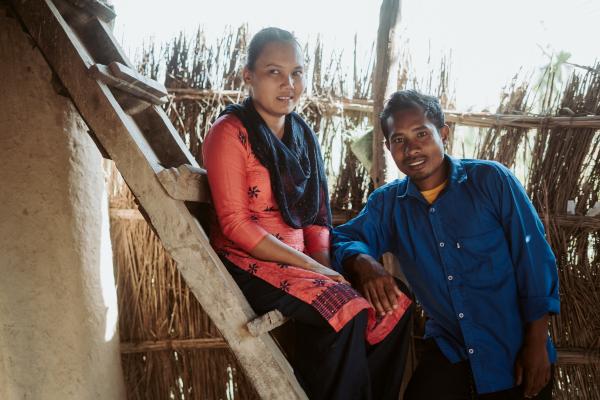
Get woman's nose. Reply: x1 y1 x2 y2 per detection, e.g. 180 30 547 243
281 74 294 88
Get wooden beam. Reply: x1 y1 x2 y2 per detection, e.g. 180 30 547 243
120 338 228 354
167 89 600 130
89 63 166 106
539 214 600 230
332 210 600 230
109 208 145 221
64 0 115 22
557 348 600 365
109 61 168 99
156 164 211 203
247 310 288 337
444 111 600 130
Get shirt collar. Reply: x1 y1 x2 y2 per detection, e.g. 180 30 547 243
397 154 467 200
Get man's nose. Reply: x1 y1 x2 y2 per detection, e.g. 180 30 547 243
404 140 421 155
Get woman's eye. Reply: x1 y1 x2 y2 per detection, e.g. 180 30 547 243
269 69 280 75
393 137 404 144
293 70 304 77
417 131 428 138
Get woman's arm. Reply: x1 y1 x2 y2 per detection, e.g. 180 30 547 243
303 224 331 267
203 118 344 281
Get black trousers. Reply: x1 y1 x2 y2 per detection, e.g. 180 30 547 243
404 339 553 400
223 258 413 400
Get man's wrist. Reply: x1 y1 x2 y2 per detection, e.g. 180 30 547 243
343 253 379 278
524 314 549 347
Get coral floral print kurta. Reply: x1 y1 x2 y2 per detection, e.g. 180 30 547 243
203 114 411 344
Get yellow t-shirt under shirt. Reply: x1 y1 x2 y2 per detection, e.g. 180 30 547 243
420 180 448 204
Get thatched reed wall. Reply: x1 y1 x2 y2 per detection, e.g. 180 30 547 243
109 26 599 399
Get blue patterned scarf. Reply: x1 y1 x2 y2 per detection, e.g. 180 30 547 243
219 97 331 229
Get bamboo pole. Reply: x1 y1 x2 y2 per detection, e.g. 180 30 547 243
166 89 600 130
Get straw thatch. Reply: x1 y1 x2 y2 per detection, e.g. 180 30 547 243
467 64 600 399
108 26 599 399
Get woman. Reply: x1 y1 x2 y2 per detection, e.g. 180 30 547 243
202 27 412 400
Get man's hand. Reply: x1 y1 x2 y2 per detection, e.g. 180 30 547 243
515 315 551 398
343 254 402 316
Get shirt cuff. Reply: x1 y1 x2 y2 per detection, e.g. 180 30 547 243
333 242 377 273
519 296 560 323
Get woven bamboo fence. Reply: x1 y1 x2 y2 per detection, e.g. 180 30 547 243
108 26 599 399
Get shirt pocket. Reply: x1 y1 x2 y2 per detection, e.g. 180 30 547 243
456 226 513 285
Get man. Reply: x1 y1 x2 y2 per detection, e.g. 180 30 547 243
332 90 559 399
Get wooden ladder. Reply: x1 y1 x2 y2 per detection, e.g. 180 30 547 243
8 0 305 398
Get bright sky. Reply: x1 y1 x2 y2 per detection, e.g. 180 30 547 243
111 0 599 111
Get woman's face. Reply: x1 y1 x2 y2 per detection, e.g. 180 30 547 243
243 41 305 122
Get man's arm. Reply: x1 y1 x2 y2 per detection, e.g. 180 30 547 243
492 165 559 397
332 190 400 316
515 314 552 398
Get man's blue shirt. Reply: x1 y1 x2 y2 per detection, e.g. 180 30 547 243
332 156 560 394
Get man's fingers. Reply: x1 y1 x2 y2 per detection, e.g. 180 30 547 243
524 368 543 398
384 281 399 310
523 369 534 396
364 290 373 308
367 286 385 316
514 360 523 386
375 284 393 314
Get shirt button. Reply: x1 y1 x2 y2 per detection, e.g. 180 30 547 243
468 348 475 355
430 207 436 213
458 312 464 319
439 242 445 247
456 242 461 249
447 275 454 281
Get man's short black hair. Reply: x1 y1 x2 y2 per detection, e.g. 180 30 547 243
380 90 445 139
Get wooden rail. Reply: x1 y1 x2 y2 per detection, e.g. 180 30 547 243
167 88 600 130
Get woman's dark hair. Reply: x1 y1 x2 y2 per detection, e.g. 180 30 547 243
246 27 301 70
380 90 445 139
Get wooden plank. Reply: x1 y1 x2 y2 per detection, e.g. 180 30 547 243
9 1 307 398
109 208 145 220
557 348 600 365
121 338 228 354
167 88 600 129
54 0 113 28
132 105 193 168
247 310 288 337
89 63 166 106
109 61 168 98
156 164 211 203
75 15 129 66
64 0 115 22
444 111 600 130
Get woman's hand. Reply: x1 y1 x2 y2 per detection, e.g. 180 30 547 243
304 260 350 285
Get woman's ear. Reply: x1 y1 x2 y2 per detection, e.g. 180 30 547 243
242 66 252 85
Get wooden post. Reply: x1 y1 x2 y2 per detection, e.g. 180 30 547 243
371 0 402 187
371 3 414 398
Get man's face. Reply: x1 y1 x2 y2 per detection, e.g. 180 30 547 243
385 107 449 190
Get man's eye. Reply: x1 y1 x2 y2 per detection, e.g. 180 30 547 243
293 70 304 77
269 69 280 75
417 131 428 138
393 137 404 144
